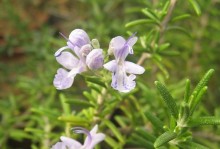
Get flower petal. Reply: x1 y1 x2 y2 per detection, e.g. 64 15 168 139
111 65 137 92
127 36 138 47
56 52 79 70
51 142 67 149
54 46 69 57
86 49 104 70
87 133 106 149
127 36 137 54
68 29 90 48
53 68 75 90
60 136 82 148
90 125 98 135
79 44 92 57
111 36 126 51
103 60 117 72
125 61 145 74
83 125 105 149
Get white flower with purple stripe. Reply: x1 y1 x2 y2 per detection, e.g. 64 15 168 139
51 125 105 149
104 33 145 92
53 29 104 90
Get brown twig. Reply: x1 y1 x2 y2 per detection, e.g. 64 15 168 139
137 0 177 66
159 0 177 44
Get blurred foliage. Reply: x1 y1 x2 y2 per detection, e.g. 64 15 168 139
0 0 220 149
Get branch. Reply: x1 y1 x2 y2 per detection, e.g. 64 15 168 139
159 0 177 43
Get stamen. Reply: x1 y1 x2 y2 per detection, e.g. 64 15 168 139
126 32 137 44
71 127 92 147
59 32 75 47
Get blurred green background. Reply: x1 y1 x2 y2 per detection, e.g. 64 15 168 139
0 0 220 148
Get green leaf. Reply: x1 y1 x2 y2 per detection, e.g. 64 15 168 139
9 129 31 141
170 116 176 130
178 141 209 149
114 116 127 128
65 99 95 108
184 79 191 103
135 127 156 142
154 131 177 148
178 104 190 127
105 136 122 148
171 14 191 22
142 8 160 24
155 81 178 119
153 59 169 79
191 69 214 98
60 94 70 115
188 117 220 127
158 50 180 56
161 1 170 16
129 133 154 149
58 116 88 126
188 0 201 15
189 86 207 115
86 77 106 88
125 19 155 28
158 43 170 51
83 91 95 101
145 111 164 132
104 120 125 144
167 26 191 37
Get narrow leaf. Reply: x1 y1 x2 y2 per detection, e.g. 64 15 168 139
188 0 201 15
86 77 106 88
161 1 170 15
184 79 191 103
135 127 156 142
83 91 95 101
153 59 169 79
145 111 164 132
125 19 155 27
178 104 190 127
192 69 214 98
171 14 191 22
65 99 95 108
154 131 177 148
60 94 70 115
158 43 170 51
188 117 220 127
58 116 88 126
158 50 180 56
130 133 154 149
155 81 178 119
104 120 124 143
105 136 121 148
142 8 160 24
189 86 207 115
178 141 209 149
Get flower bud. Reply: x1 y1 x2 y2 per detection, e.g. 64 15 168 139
91 39 100 49
107 40 114 55
79 44 92 57
86 49 104 70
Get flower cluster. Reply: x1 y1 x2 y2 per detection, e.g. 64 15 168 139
51 125 105 149
53 29 145 92
53 29 104 90
104 33 145 92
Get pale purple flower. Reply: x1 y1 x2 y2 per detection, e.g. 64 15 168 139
86 49 104 70
104 33 145 92
53 29 104 90
51 125 105 149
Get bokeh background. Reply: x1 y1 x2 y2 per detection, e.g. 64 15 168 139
1 0 220 148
